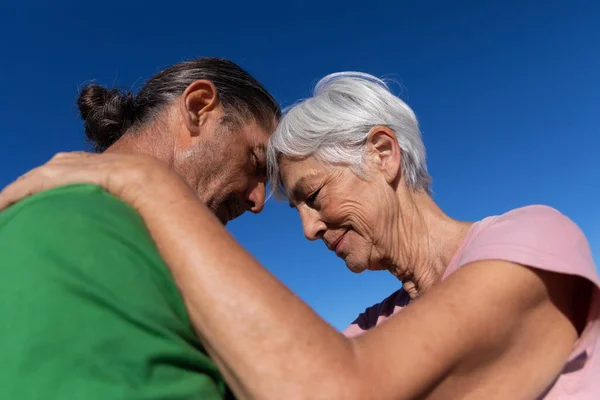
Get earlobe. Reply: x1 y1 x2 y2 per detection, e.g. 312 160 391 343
179 80 220 137
366 126 402 184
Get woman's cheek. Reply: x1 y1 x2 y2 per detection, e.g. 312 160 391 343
326 200 364 226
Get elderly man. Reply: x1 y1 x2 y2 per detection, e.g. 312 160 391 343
0 58 279 400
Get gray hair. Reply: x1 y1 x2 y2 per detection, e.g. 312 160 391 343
267 72 431 196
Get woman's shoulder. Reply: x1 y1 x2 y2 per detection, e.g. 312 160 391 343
477 204 592 260
460 204 598 286
482 204 575 228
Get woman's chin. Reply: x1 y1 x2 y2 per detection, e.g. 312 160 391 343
344 258 369 274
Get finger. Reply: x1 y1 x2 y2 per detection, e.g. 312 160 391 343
13 164 50 185
0 163 107 212
0 152 135 212
0 173 45 211
15 170 34 182
0 164 67 211
50 152 77 161
49 151 91 163
60 151 91 159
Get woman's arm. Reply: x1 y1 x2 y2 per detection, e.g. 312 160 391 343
138 182 580 400
0 153 582 400
144 185 362 399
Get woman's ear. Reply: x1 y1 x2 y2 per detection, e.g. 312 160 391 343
365 126 402 184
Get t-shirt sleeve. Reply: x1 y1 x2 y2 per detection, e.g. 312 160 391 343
456 205 600 369
458 205 598 287
0 184 227 400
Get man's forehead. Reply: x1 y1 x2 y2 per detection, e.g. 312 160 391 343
244 122 269 149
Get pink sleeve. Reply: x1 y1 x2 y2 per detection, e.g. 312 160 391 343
458 205 599 287
457 205 600 396
342 289 411 337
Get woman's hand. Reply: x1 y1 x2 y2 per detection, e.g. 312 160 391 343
0 151 190 212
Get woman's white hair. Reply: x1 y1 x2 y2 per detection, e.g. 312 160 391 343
267 72 431 196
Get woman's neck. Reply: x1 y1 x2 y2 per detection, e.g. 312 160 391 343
391 190 472 299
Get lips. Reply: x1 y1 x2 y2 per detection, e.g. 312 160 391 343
327 230 348 255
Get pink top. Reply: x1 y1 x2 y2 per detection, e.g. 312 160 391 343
343 205 600 399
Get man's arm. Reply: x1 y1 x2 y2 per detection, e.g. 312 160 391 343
0 184 226 400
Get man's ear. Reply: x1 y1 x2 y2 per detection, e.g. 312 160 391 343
179 80 220 137
365 126 402 184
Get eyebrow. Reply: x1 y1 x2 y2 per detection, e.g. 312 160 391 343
253 143 266 159
287 177 308 208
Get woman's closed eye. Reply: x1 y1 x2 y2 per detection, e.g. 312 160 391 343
306 188 321 207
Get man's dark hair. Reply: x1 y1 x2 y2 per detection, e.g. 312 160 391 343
77 58 281 152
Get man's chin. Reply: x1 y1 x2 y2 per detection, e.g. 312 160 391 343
216 211 247 226
214 201 246 226
214 207 229 226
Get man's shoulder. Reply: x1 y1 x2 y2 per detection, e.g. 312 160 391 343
0 184 195 331
0 184 226 399
0 183 140 227
0 184 151 246
0 183 161 297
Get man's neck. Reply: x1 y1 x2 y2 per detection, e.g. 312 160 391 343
105 129 174 168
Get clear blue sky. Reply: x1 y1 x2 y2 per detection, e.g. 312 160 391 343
1 0 598 330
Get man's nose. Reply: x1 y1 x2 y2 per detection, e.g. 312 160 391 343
246 181 266 214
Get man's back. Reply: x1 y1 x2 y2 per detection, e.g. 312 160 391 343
0 184 226 399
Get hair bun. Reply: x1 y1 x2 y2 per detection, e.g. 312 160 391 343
77 84 136 152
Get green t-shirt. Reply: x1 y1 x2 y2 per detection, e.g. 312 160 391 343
0 184 228 399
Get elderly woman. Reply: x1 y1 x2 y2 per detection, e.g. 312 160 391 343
1 73 598 399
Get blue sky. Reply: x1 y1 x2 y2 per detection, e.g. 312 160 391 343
1 0 598 330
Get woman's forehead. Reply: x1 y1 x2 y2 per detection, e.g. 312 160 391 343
277 156 322 194
280 163 327 207
279 156 323 181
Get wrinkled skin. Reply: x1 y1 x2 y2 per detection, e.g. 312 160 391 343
132 79 275 225
279 126 472 298
173 116 271 224
281 155 401 274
